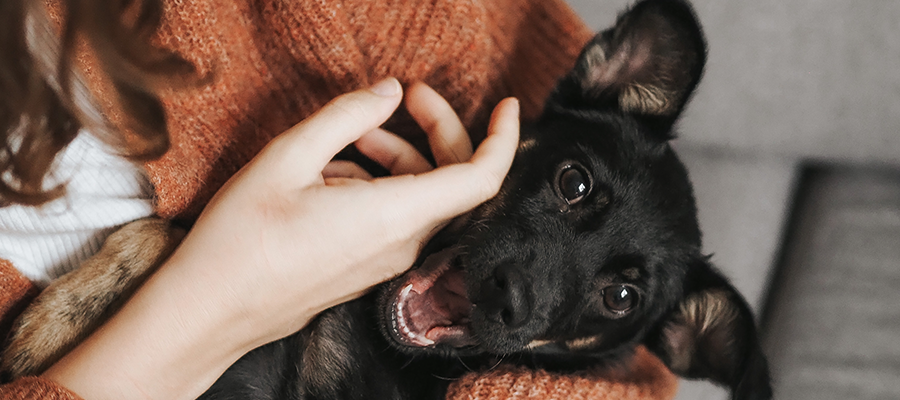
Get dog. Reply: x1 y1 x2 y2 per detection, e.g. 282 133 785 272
2 1 772 399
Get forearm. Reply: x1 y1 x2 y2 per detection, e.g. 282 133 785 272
39 254 306 400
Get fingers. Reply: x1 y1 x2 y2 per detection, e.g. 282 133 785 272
390 97 520 223
467 97 520 192
265 78 404 184
355 83 477 176
354 129 433 175
405 83 473 166
322 160 373 180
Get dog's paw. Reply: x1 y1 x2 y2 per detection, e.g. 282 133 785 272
1 217 184 379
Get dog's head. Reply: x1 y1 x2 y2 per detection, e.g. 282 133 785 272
380 1 771 399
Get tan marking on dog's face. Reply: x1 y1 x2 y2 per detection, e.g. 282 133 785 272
526 340 553 349
622 267 640 280
517 137 538 153
564 335 602 351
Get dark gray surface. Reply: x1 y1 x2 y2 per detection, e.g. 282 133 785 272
762 167 900 400
677 145 797 312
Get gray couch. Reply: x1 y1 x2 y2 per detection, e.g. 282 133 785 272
566 1 900 399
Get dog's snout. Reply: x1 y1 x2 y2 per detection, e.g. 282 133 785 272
477 263 531 328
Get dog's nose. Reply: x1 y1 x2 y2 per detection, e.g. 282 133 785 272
478 263 531 328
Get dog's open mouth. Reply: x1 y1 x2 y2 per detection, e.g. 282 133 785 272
389 247 475 348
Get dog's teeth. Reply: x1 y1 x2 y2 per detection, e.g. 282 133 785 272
418 334 435 346
394 283 436 346
392 283 437 346
400 284 413 298
395 284 412 328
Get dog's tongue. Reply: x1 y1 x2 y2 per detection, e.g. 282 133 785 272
393 248 474 347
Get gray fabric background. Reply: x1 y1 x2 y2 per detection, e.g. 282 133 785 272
763 168 900 400
564 1 900 399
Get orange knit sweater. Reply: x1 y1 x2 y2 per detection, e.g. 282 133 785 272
146 0 599 222
2 0 680 398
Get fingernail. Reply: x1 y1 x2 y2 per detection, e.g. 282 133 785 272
369 77 401 97
510 98 520 116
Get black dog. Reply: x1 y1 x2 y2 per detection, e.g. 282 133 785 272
0 0 770 397
197 1 772 400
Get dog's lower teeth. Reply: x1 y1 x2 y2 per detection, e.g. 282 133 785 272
391 252 472 348
393 284 437 346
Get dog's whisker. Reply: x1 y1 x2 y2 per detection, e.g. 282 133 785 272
456 355 477 373
399 355 418 370
485 355 505 372
570 304 588 333
430 374 461 381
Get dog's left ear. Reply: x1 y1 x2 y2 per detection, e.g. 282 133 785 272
552 0 707 135
644 258 772 400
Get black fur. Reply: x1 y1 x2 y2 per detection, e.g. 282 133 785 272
199 1 772 399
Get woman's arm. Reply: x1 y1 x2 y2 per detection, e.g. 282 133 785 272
41 79 519 400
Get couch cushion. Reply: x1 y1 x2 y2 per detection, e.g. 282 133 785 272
762 167 900 399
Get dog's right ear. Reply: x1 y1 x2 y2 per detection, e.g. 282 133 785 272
550 0 707 135
644 258 773 400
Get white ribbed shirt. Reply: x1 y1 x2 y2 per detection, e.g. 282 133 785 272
0 131 154 287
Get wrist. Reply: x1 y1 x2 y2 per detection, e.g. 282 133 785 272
40 256 287 400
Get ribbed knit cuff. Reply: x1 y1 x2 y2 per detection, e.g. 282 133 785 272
0 377 83 400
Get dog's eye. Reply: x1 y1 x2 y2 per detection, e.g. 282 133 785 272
602 285 636 314
558 165 591 204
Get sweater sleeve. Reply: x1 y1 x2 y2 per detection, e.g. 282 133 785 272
0 260 38 345
0 377 84 400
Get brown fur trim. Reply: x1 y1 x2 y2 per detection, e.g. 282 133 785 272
1 218 184 379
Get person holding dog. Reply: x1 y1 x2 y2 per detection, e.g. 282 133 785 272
0 0 677 399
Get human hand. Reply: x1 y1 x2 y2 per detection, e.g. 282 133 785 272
176 78 518 342
43 78 519 400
